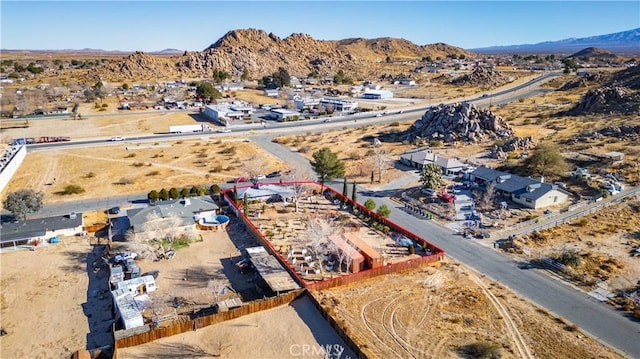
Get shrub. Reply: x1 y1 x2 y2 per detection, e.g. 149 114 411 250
390 121 400 127
124 153 136 158
219 146 237 155
116 177 134 185
576 218 588 227
84 172 95 178
429 140 443 147
209 166 224 173
522 118 532 125
146 170 160 176
57 184 85 195
459 341 501 359
131 162 145 167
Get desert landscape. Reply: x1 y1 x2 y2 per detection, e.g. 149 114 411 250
1 7 640 358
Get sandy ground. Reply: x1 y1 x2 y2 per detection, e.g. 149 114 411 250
0 237 92 359
2 137 286 206
118 296 355 359
316 262 623 359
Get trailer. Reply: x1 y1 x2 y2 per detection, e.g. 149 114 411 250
11 136 70 145
169 124 213 133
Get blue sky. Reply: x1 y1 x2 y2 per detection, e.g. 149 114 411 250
1 1 638 51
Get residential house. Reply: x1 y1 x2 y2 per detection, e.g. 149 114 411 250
269 108 299 121
363 89 393 100
236 185 296 203
127 196 218 234
264 89 279 97
399 147 465 175
469 167 569 209
319 97 358 112
0 212 84 251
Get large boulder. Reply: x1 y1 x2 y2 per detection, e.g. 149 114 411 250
405 102 514 144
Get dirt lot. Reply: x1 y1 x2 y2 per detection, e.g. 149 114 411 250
315 262 623 359
0 237 92 359
513 198 640 291
118 295 354 359
0 111 208 144
2 137 286 206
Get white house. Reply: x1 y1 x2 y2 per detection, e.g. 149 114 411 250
127 196 219 233
203 104 245 125
399 79 416 86
363 89 393 100
319 97 358 112
269 109 300 121
264 89 279 97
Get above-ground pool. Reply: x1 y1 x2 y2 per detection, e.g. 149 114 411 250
197 214 230 230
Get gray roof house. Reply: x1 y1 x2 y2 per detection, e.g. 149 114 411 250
470 167 570 209
128 197 218 233
399 147 465 175
0 212 84 250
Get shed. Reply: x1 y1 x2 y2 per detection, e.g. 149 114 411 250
329 235 365 273
342 232 383 269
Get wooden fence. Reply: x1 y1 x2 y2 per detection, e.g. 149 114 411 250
304 292 368 359
114 289 304 349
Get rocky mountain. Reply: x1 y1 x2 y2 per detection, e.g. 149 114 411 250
94 28 473 81
404 102 514 144
472 28 640 54
450 66 514 88
567 65 640 115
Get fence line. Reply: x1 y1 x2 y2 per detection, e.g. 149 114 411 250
114 289 304 349
222 181 445 291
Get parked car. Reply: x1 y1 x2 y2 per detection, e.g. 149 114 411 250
113 251 138 263
108 206 121 215
110 136 125 141
232 176 249 183
217 128 231 133
266 171 282 178
252 174 266 181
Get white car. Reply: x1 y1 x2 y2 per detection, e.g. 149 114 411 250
217 128 232 133
110 136 126 141
252 174 266 181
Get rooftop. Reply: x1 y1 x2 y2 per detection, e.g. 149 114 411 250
0 212 83 242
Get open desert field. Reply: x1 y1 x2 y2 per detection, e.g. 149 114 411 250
315 262 624 359
512 197 640 291
117 295 354 359
0 111 208 144
0 237 93 359
2 137 287 206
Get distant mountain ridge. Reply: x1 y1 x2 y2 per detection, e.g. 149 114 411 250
95 28 473 81
472 28 640 54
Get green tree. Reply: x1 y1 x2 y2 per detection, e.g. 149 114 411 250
169 187 180 199
341 177 348 204
210 184 222 199
212 69 230 84
525 143 567 177
159 188 169 201
196 82 222 103
310 147 345 185
420 163 444 190
351 182 358 203
334 70 346 84
2 189 44 220
376 204 391 218
243 192 249 214
122 83 129 90
272 67 291 87
148 190 159 203
190 186 199 197
180 187 190 198
241 68 250 81
364 198 376 211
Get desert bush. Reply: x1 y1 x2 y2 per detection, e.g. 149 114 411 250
116 177 134 185
209 165 224 173
219 146 237 155
557 251 581 268
298 146 310 154
429 140 443 147
565 323 580 332
522 119 532 125
459 341 501 359
131 162 145 167
146 170 160 176
84 172 95 178
390 121 400 127
57 184 85 195
124 153 136 158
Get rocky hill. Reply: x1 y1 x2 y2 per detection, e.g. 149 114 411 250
567 66 640 115
404 102 514 144
567 47 617 59
94 28 473 81
450 66 514 88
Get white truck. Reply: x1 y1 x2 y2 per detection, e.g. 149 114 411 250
169 124 213 133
